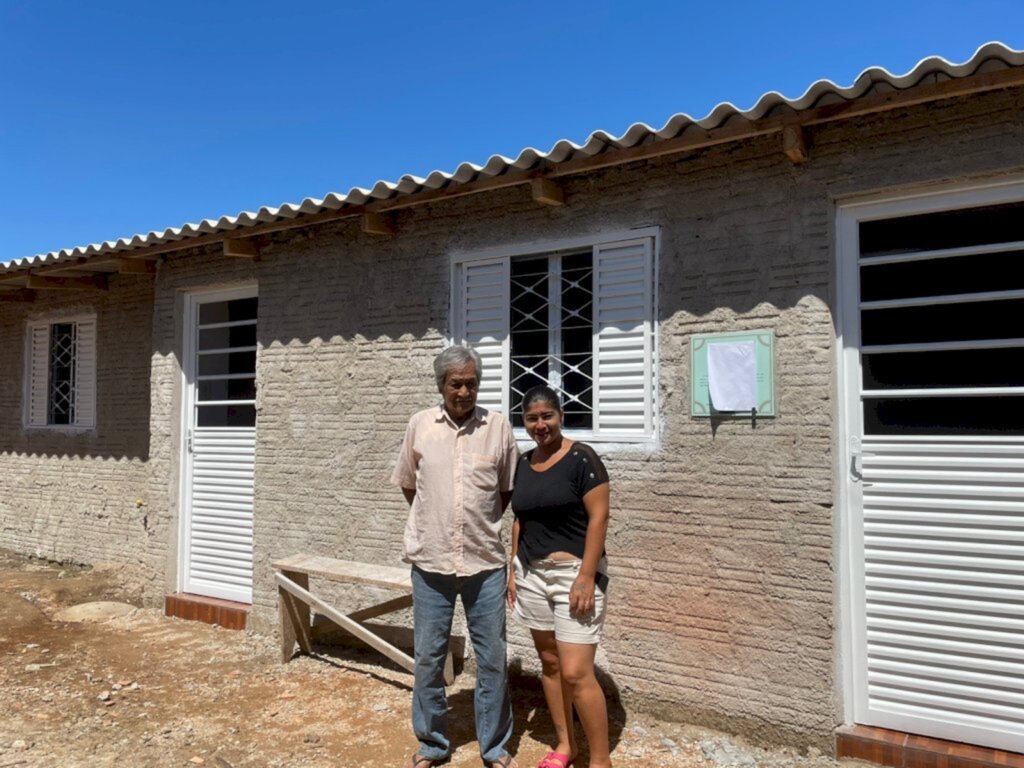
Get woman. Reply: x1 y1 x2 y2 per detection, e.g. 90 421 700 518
508 385 612 768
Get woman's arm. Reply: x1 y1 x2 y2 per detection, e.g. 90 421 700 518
570 482 610 616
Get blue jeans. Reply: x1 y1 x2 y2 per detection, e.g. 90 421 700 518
411 565 512 763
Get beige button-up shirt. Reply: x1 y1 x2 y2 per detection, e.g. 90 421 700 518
391 404 519 576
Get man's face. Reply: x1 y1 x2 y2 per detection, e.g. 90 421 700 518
442 363 479 423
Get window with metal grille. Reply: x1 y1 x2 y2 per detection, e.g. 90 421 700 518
454 231 657 442
47 323 77 425
510 251 594 429
24 315 97 429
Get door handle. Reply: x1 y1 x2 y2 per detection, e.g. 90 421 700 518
849 436 862 482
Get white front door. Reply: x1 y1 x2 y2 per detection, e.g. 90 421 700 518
180 287 258 604
838 180 1024 752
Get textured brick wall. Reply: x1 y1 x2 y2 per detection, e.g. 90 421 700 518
0 276 154 587
1 86 1022 750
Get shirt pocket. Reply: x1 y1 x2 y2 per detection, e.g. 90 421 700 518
469 452 499 491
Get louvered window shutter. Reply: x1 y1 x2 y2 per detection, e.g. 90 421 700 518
27 323 50 427
74 318 97 428
457 258 509 415
593 238 655 438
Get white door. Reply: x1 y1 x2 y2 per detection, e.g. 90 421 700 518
180 287 258 604
838 180 1024 752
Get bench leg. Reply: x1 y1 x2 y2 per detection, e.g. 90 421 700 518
278 570 312 662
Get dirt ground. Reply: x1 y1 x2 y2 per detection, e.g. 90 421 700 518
0 550 853 768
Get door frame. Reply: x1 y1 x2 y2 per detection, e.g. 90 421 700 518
835 173 1024 728
176 282 259 597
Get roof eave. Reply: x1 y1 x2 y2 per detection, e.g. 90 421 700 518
3 44 1023 280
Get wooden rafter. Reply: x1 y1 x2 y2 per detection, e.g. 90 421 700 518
531 177 565 206
26 273 108 291
223 237 260 259
361 212 395 236
0 254 158 281
782 124 809 164
118 258 157 275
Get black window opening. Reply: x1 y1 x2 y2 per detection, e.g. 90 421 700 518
860 201 1024 257
196 404 258 428
196 297 258 428
48 323 77 425
858 201 1024 436
864 397 1024 436
509 251 594 430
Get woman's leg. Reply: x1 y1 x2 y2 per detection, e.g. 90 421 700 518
530 629 575 761
557 641 611 768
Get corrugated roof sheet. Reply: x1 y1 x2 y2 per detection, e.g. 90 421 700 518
4 41 1023 272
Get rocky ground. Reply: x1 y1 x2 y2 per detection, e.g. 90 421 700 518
0 549 859 768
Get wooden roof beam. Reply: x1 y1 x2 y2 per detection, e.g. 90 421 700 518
782 124 809 164
223 237 260 259
361 212 395 236
0 289 36 303
531 177 565 206
26 273 108 291
118 258 157 275
0 253 159 280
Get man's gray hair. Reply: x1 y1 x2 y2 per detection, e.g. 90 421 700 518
434 345 483 392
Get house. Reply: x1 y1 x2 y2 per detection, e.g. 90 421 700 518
2 42 1023 760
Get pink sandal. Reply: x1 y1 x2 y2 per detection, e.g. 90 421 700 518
537 753 573 768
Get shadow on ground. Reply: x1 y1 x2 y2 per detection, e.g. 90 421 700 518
308 641 628 765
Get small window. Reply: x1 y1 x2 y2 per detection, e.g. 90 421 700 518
25 316 97 429
454 234 656 441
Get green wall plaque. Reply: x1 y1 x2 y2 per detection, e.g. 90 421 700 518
690 330 776 417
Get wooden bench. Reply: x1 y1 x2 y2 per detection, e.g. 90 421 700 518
273 554 458 685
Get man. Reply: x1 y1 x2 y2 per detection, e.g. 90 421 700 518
392 345 520 768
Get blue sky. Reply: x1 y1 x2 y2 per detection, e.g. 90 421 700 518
2 1 1023 261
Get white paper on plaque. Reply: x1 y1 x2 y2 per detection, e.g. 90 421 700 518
708 341 757 411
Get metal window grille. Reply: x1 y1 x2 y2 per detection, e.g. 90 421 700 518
48 323 77 425
509 250 594 429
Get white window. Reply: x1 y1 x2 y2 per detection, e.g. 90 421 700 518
24 315 97 429
452 231 657 442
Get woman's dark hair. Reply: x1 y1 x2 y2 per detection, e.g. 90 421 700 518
521 385 562 413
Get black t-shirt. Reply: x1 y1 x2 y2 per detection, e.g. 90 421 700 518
511 441 609 567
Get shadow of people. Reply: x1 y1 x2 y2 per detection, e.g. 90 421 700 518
444 660 626 763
